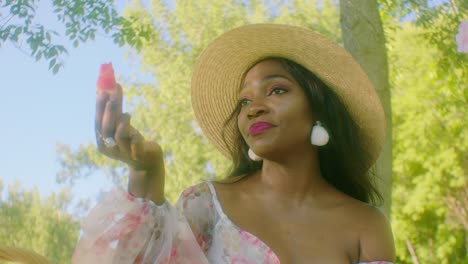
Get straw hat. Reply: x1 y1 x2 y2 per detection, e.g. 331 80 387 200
0 246 52 263
191 24 385 167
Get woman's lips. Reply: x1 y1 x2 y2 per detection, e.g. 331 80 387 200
249 122 275 136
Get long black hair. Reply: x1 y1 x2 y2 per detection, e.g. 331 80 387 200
221 58 383 205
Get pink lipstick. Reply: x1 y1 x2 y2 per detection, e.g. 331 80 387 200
249 122 275 136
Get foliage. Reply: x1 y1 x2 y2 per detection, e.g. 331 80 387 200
0 179 79 263
380 0 468 75
0 0 153 74
56 0 341 203
387 23 467 264
378 2 468 261
53 0 467 263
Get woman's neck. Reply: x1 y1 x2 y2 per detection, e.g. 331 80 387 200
255 149 333 206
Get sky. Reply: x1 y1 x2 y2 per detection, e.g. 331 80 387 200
0 1 136 205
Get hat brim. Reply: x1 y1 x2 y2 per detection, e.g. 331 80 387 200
191 24 385 167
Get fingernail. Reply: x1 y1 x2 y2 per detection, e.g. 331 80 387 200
123 112 131 120
109 89 121 100
97 92 109 101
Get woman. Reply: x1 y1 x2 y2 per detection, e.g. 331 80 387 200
73 24 395 263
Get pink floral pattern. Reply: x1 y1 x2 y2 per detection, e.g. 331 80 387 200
230 254 257 264
72 183 394 263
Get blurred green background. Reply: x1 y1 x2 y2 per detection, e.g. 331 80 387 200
0 0 466 263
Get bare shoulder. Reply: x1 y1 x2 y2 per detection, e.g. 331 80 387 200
212 174 252 194
211 174 256 209
347 201 395 262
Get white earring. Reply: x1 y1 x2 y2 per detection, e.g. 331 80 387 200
310 121 329 146
248 148 262 161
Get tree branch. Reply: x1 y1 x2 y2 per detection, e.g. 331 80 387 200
405 238 420 264
0 14 14 30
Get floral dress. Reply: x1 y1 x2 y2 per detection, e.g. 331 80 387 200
72 182 393 264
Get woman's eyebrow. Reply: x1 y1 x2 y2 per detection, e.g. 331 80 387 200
262 74 294 83
243 74 293 88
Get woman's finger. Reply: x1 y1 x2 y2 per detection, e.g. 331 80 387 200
95 92 109 145
101 84 123 139
129 128 145 162
115 113 132 159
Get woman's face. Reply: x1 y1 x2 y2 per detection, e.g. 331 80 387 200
237 59 315 157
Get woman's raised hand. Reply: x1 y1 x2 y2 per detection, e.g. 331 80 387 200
95 84 165 204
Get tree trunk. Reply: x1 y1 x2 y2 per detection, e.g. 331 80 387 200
339 0 393 217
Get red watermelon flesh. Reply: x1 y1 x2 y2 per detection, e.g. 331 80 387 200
97 63 116 92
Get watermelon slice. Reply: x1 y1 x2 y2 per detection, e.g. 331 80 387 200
97 63 117 92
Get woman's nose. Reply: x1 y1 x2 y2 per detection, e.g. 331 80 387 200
247 101 269 119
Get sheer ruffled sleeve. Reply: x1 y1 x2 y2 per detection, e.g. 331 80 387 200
72 183 215 264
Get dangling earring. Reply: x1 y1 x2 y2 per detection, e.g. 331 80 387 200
248 148 262 161
310 121 329 146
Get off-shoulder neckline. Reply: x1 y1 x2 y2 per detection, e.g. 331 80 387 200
203 181 393 264
205 181 281 262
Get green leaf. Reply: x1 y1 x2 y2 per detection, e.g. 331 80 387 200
49 58 56 70
52 63 60 74
35 51 42 61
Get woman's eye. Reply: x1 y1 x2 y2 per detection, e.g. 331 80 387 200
239 98 250 107
270 87 288 95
